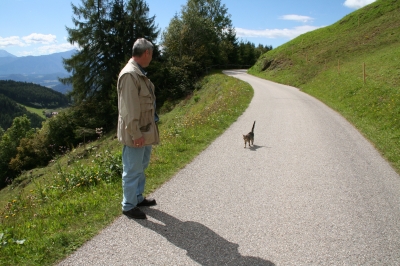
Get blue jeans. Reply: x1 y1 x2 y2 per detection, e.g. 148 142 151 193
121 145 152 211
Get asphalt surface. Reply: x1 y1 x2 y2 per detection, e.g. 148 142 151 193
58 70 400 265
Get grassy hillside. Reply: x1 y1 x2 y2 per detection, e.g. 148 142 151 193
249 0 400 172
0 72 253 265
24 105 46 119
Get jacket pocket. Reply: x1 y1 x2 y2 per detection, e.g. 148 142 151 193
140 123 151 132
142 122 156 145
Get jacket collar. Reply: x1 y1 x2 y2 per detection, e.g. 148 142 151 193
130 58 147 76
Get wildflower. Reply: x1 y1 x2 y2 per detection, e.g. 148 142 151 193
15 239 26 245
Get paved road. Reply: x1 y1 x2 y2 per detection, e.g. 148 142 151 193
59 70 400 265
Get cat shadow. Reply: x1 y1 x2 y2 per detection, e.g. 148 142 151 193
136 208 275 266
248 144 264 151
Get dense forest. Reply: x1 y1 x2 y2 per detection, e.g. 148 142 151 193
0 80 69 108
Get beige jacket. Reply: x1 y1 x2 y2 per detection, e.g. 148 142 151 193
117 58 159 147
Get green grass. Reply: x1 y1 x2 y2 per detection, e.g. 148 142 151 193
0 71 253 265
23 106 46 119
249 0 400 173
22 104 65 119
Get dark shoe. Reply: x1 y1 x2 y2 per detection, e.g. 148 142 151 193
137 198 157 207
123 207 146 219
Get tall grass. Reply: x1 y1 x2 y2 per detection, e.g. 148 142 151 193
0 72 253 265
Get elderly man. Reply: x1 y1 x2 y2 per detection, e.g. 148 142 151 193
117 38 159 219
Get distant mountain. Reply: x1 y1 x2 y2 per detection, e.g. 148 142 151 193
0 49 77 93
0 50 17 58
0 80 69 108
0 79 71 130
0 50 76 75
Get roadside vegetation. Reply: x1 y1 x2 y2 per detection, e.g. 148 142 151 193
249 0 400 173
0 72 253 265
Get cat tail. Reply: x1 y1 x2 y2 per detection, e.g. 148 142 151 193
251 121 255 133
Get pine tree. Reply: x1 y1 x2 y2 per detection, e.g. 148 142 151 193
162 0 236 75
61 0 159 129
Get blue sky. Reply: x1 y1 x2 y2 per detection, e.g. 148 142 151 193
0 0 376 57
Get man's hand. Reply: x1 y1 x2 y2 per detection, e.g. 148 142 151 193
133 136 145 147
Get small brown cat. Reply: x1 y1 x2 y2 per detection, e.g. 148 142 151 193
243 121 255 148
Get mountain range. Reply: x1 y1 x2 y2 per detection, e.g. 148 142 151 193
0 49 76 93
0 50 16 58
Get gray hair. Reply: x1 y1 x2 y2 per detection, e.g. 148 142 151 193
132 38 153 57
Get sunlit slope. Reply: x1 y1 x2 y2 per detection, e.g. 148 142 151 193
249 0 400 172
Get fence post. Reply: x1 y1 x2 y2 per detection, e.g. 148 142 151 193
363 62 366 84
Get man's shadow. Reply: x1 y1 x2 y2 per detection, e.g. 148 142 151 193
137 209 275 266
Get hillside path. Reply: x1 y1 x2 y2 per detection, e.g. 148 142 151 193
58 70 400 265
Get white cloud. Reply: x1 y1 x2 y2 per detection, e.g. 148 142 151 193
36 43 77 54
0 33 58 50
343 0 376 9
0 36 26 48
0 33 77 56
280 15 314 23
22 33 57 44
19 42 78 56
235 25 322 40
